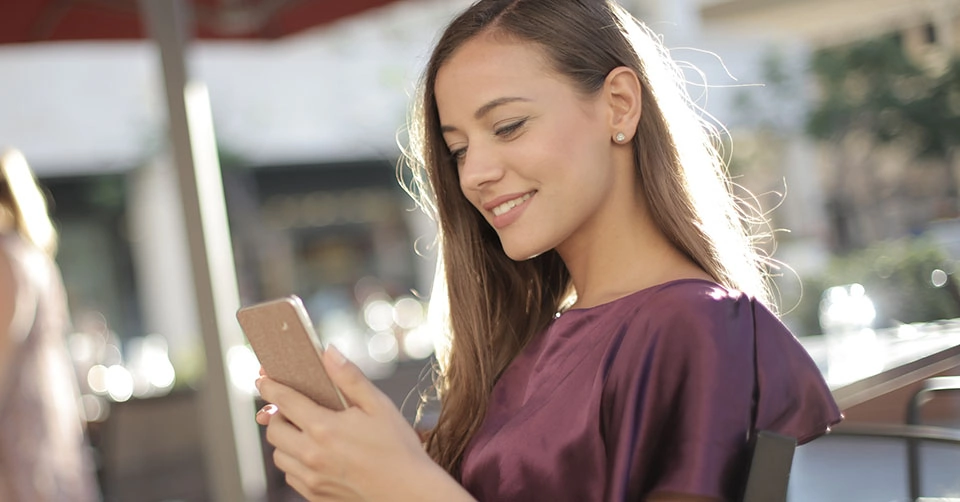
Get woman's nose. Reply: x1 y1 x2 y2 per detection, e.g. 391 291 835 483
458 146 505 192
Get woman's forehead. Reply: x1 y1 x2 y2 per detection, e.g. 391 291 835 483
434 36 565 116
440 35 551 81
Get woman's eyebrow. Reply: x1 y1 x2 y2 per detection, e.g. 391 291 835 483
474 96 530 119
441 96 532 133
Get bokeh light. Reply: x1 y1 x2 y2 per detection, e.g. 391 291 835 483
227 345 261 396
105 365 134 402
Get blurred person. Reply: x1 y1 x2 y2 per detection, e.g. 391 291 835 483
254 1 842 500
0 149 100 501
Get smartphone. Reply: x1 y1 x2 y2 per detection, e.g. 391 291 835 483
236 295 348 410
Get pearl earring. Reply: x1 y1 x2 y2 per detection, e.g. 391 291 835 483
615 132 627 143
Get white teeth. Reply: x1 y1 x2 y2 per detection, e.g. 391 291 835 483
492 192 533 216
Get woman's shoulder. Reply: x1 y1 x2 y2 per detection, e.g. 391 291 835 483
642 277 747 307
599 278 789 374
616 278 764 336
603 280 840 446
598 279 759 419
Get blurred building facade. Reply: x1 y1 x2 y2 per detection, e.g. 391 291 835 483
0 0 473 377
1 2 471 498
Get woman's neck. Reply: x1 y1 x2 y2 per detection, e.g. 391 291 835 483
557 191 710 310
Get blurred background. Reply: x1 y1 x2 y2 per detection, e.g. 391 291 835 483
1 0 958 500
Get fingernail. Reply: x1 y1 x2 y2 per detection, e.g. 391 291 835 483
327 344 347 366
256 404 277 416
255 376 263 391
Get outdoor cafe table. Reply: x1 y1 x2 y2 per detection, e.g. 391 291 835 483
798 322 960 410
791 324 960 501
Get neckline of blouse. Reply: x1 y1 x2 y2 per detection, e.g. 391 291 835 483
554 277 722 319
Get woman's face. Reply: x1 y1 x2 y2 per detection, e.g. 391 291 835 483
435 34 624 261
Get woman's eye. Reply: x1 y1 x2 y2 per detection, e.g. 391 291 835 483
451 147 467 164
495 118 527 138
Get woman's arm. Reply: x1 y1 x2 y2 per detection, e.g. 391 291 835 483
256 345 476 502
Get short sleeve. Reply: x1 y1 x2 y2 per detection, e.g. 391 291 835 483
751 299 842 445
599 284 840 500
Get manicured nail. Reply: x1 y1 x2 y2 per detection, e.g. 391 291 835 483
327 344 347 366
256 404 277 417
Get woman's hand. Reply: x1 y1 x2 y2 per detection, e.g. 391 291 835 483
256 345 473 502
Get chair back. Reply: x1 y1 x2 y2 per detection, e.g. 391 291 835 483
741 430 797 502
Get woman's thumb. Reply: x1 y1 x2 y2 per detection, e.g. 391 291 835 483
323 344 381 412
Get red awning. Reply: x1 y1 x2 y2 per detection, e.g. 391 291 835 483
0 0 405 44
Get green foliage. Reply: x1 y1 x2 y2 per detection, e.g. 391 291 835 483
783 238 960 335
807 35 960 158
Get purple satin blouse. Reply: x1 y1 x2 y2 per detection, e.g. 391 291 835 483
459 279 841 501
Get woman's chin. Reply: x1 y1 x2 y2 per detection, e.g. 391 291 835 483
501 242 548 262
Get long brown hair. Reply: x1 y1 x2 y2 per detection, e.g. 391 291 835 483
402 0 771 476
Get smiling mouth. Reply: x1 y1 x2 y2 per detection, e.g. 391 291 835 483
492 192 534 216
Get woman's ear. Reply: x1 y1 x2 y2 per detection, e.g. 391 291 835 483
603 67 642 143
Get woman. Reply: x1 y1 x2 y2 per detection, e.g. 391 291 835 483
255 1 842 500
0 149 100 501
